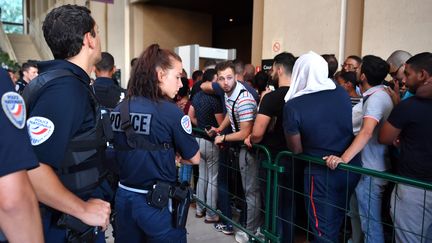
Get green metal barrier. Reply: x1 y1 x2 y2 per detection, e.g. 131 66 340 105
190 127 432 243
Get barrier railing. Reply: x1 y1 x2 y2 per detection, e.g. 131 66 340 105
189 128 432 243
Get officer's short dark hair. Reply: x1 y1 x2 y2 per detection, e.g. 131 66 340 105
273 52 296 75
361 55 390 86
95 52 115 71
43 4 96 59
406 52 432 75
128 43 182 101
322 54 338 78
202 68 216 82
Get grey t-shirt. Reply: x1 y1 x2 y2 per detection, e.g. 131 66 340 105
361 85 393 171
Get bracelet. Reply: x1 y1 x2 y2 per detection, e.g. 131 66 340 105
222 134 226 142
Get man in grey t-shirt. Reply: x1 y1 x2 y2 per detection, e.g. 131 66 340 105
324 55 392 243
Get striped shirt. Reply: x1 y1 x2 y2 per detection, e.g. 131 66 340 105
225 82 257 132
350 96 362 107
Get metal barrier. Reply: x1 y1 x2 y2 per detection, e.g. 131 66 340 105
189 128 432 243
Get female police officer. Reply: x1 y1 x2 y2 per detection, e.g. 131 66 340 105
111 44 200 243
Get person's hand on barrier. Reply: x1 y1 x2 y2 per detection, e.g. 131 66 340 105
78 198 111 231
214 134 225 145
206 126 219 137
323 155 346 170
244 134 252 148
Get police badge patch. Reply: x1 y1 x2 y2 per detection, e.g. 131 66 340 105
27 116 55 146
181 115 192 134
1 91 26 129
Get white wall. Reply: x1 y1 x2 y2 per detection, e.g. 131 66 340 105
262 0 343 59
362 0 432 59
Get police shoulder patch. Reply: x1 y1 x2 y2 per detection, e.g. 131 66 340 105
1 91 26 129
181 115 192 134
27 116 55 146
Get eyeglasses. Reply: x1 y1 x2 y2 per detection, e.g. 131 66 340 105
342 63 359 70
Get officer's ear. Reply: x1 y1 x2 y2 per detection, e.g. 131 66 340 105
156 67 166 82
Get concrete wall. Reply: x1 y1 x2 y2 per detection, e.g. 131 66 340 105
262 0 343 59
91 0 130 87
130 4 212 60
362 0 432 59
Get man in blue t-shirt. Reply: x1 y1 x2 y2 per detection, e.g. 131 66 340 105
0 68 43 243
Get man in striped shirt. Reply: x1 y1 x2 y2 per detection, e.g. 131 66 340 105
211 61 262 242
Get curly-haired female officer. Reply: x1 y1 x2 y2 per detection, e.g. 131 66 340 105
111 44 200 243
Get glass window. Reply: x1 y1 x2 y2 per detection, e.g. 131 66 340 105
0 0 24 34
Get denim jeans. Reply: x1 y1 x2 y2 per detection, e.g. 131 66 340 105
355 175 387 243
178 164 193 183
217 147 233 225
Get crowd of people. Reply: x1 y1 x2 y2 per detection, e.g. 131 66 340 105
1 3 432 243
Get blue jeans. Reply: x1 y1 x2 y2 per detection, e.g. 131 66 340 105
217 147 233 225
115 187 186 243
355 175 387 243
178 164 193 183
304 167 360 243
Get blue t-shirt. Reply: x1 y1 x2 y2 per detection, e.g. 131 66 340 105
191 91 223 129
283 86 360 167
26 60 95 169
111 97 199 186
0 68 39 176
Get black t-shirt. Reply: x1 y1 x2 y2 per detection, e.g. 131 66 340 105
258 86 289 152
387 97 432 182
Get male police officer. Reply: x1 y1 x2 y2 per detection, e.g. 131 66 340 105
23 5 111 242
0 68 43 243
93 52 123 109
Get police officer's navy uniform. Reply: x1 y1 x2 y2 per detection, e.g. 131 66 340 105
111 96 199 243
92 77 122 109
0 68 39 242
23 60 108 243
14 78 27 95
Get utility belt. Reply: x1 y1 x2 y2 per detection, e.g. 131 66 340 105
119 181 192 229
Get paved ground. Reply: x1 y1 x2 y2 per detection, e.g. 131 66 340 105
106 206 236 243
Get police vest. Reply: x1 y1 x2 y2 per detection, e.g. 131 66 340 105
92 80 122 109
23 69 112 197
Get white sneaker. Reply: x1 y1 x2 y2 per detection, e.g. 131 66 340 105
235 231 249 243
253 227 265 241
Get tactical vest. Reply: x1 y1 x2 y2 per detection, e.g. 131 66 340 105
23 69 112 198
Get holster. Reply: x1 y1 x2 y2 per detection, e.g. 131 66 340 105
57 214 99 243
146 181 171 209
171 182 193 229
